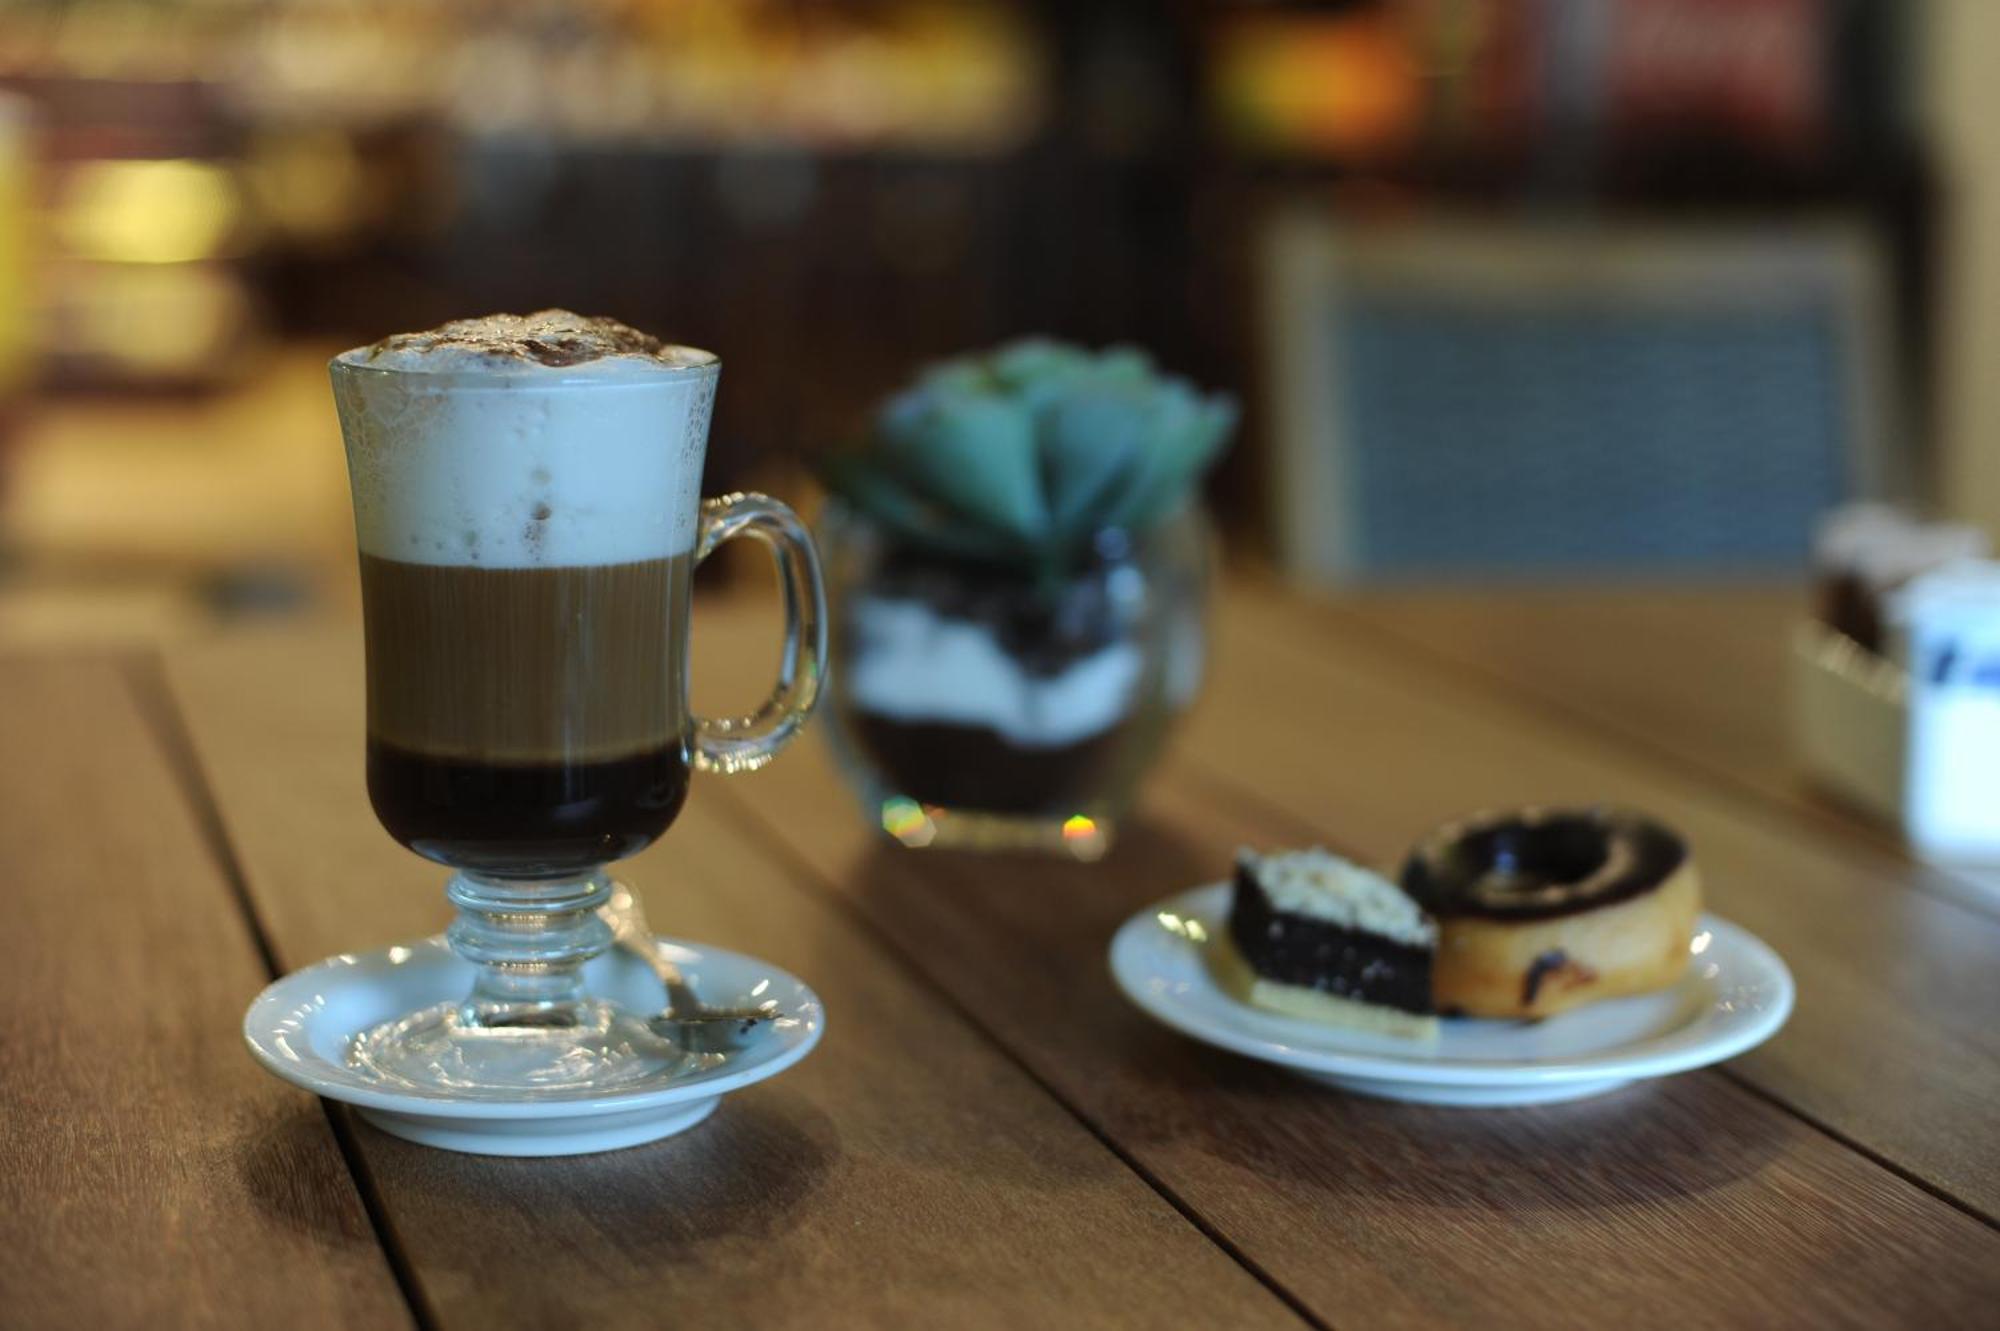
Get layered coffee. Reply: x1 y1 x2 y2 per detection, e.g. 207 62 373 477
362 551 693 875
334 311 719 878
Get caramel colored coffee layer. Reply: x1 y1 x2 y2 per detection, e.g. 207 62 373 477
360 552 691 764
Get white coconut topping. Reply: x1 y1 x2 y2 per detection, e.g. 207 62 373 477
845 595 1143 748
1238 847 1436 948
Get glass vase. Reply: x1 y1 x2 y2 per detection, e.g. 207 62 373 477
820 498 1212 860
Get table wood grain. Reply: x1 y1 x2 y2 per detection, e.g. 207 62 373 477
1327 586 1806 795
679 608 2000 1330
161 628 1301 1331
0 657 410 1331
13 580 2000 1329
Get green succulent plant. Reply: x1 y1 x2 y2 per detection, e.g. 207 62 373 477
820 339 1235 573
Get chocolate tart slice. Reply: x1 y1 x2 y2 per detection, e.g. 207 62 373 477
1401 807 1700 1019
1214 848 1439 1040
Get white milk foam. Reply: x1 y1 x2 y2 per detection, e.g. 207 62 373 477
846 596 1143 747
333 313 717 568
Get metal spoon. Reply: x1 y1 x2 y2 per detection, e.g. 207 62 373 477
599 881 779 1054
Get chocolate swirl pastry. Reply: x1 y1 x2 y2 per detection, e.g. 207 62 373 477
1401 807 1700 1019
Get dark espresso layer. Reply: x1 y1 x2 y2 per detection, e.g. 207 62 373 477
1400 808 1686 922
1227 862 1435 1015
359 552 693 873
368 740 687 876
850 713 1128 816
360 552 691 762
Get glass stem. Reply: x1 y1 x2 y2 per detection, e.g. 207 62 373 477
445 869 613 1028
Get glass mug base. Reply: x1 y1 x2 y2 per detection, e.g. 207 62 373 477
348 998 698 1098
344 870 702 1098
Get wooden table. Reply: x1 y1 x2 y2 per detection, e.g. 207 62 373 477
7 583 1999 1329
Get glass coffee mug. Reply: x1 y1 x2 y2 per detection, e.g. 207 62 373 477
330 340 825 1095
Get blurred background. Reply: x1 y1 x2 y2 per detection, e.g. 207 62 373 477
0 0 1994 644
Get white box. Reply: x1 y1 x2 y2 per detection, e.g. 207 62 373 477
1791 621 2000 861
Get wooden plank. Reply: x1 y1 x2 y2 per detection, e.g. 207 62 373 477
0 657 411 1330
1330 585 1803 790
1320 583 2000 906
162 625 1301 1331
1191 587 2000 1220
682 606 2000 1329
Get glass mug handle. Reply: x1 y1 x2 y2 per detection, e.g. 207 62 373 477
690 492 828 774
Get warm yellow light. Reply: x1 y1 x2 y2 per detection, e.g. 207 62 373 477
65 264 248 372
246 130 364 243
0 96 30 389
55 158 242 265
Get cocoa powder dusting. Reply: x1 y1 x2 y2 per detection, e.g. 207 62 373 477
359 310 685 369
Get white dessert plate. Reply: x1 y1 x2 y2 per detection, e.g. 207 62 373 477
245 934 824 1155
1109 883 1792 1106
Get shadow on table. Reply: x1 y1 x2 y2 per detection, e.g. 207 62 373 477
1117 1022 1787 1214
239 1091 837 1261
234 1102 397 1254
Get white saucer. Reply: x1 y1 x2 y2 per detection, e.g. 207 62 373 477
1109 884 1793 1106
245 934 824 1155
